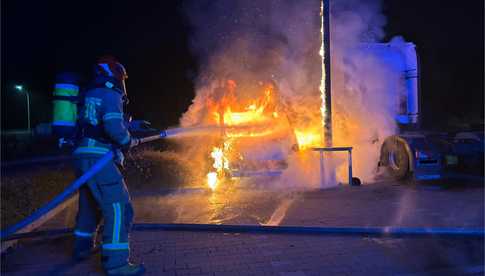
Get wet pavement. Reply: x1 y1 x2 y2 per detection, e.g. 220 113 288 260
132 183 299 226
40 178 306 228
131 179 484 228
2 179 484 275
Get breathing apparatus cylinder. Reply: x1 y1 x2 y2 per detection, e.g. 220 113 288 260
52 72 80 145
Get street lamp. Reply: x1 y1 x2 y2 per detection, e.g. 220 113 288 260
14 84 31 132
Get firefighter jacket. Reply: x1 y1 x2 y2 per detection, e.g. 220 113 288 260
74 80 131 156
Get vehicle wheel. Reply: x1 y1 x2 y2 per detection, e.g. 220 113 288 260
351 177 361 186
380 136 411 180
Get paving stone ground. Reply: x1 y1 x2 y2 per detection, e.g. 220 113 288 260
2 181 484 275
2 230 483 275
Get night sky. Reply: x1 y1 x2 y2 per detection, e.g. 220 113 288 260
2 0 483 131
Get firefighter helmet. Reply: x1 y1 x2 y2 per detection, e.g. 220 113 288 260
95 55 128 81
95 55 129 100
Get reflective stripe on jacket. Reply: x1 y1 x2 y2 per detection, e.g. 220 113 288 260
74 86 131 155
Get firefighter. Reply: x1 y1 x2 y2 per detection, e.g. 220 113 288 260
72 56 145 275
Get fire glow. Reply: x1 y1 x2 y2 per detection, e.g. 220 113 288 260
294 130 321 150
211 85 276 128
205 84 277 190
181 0 404 188
204 82 282 190
207 145 230 191
203 79 326 190
201 2 331 191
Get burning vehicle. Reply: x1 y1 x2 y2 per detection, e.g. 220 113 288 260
181 40 450 191
178 1 457 190
202 79 300 190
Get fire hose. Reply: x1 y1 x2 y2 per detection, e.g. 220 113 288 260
0 129 174 240
0 151 114 240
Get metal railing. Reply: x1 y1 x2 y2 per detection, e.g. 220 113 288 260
312 147 354 186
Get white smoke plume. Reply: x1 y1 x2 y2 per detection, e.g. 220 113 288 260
331 0 404 182
180 0 405 188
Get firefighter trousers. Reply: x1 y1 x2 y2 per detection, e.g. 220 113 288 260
73 155 133 270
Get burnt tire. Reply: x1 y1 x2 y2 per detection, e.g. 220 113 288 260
351 177 361 186
380 136 411 180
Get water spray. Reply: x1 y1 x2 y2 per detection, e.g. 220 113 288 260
139 124 278 144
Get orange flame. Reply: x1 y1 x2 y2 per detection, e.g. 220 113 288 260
210 84 276 126
204 79 326 189
205 82 281 190
206 145 230 191
294 129 321 150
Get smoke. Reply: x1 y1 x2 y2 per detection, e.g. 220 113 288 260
331 0 404 182
179 0 405 188
181 0 321 127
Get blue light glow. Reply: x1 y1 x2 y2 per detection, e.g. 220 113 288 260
14 85 23 91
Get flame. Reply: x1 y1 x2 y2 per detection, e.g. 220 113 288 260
220 106 271 126
225 127 277 138
211 84 276 127
207 172 218 191
205 82 280 190
206 144 230 191
201 3 333 188
211 146 229 171
208 81 279 139
294 130 321 150
203 77 327 190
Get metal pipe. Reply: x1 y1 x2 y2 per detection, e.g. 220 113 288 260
312 147 352 152
319 151 325 187
348 149 353 185
313 147 353 185
403 43 419 125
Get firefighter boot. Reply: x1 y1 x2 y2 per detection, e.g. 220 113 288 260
73 237 94 261
105 263 146 276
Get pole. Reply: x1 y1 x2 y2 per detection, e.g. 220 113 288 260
25 91 31 132
319 151 325 187
348 149 353 185
323 0 332 147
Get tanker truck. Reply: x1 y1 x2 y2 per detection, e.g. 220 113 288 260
349 41 446 181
